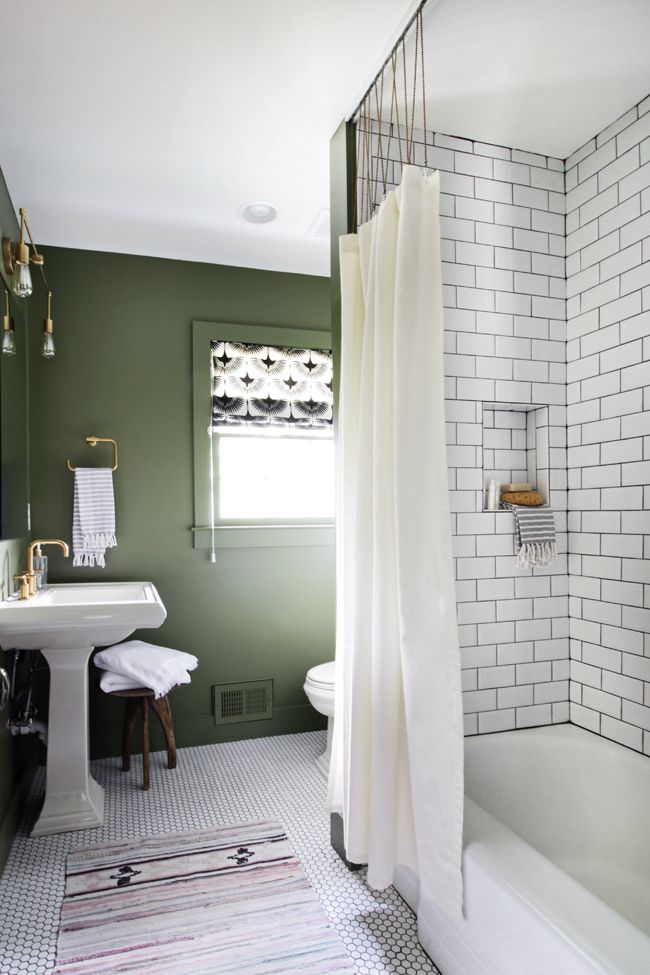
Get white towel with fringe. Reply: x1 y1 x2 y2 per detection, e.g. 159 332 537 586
94 640 198 699
97 668 192 696
72 467 117 567
502 502 557 569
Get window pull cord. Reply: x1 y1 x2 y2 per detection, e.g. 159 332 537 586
208 426 216 563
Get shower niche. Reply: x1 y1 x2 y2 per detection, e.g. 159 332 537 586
482 403 550 512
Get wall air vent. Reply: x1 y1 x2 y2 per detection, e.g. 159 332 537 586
212 679 274 726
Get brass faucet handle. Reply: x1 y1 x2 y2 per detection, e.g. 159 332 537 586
12 573 31 601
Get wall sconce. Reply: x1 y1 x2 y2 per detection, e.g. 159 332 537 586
2 207 56 358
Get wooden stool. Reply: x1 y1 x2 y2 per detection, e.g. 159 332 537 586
109 688 177 790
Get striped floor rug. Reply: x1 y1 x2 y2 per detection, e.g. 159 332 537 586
53 820 356 975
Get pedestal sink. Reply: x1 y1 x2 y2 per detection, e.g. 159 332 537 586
0 582 166 836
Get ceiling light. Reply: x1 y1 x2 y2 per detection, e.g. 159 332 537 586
238 201 277 224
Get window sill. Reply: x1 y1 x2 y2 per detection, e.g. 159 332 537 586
192 524 335 549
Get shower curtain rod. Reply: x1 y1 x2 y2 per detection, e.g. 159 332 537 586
352 0 428 229
350 0 429 123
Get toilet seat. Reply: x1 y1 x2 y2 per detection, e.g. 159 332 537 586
304 660 335 720
305 661 335 688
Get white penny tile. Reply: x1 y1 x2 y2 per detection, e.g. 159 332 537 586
0 732 440 975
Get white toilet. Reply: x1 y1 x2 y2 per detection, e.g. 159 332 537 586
303 660 335 778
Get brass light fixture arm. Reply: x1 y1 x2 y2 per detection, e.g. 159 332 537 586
2 288 11 329
67 436 118 472
20 208 48 286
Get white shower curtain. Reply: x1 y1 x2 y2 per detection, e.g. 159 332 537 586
328 164 464 919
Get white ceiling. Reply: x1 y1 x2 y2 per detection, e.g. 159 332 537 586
0 0 416 278
413 0 650 161
1 0 650 278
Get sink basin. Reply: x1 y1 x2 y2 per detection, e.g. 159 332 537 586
37 583 157 605
0 581 166 650
0 581 167 837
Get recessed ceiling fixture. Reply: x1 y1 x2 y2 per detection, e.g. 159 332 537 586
238 201 278 224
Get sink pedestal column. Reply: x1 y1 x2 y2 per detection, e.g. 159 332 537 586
32 645 104 837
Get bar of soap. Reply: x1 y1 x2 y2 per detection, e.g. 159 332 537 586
501 490 545 506
500 482 532 493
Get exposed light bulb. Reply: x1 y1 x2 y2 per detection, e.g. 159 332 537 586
41 330 55 358
12 261 33 298
41 290 55 359
1 328 16 356
1 291 15 356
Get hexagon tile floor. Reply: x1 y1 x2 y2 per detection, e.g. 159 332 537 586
0 731 440 975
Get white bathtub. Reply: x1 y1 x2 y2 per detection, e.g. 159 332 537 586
394 724 650 975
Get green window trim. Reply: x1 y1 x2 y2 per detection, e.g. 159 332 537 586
191 320 335 550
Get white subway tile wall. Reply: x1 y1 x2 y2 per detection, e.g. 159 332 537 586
566 95 650 757
362 122 569 734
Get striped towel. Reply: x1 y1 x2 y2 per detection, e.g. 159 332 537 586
72 467 117 567
502 502 557 569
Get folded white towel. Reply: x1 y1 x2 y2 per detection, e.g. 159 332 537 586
98 668 192 696
94 640 198 699
73 468 117 568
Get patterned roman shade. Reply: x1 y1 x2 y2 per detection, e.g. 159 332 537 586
211 340 333 431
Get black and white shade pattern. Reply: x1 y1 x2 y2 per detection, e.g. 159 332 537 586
211 341 333 430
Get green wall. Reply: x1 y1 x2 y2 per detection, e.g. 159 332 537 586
29 247 333 758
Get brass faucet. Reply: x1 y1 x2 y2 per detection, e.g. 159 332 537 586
21 539 70 597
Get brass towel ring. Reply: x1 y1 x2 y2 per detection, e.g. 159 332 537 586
67 436 118 472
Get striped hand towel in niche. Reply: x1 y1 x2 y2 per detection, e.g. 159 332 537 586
72 467 117 567
502 502 557 570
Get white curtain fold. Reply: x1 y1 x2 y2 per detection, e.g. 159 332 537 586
328 165 464 919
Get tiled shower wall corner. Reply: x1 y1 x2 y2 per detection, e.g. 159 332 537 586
363 124 570 734
565 94 650 756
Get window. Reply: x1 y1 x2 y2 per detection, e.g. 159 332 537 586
192 322 335 549
217 435 335 520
